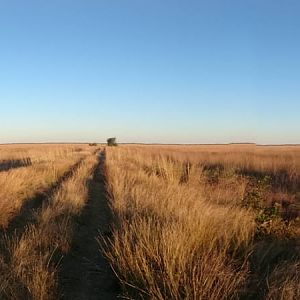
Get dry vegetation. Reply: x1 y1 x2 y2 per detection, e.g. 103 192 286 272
104 144 300 299
0 144 90 228
0 144 100 299
0 143 299 299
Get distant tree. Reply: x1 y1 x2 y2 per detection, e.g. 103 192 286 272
89 143 97 146
107 137 117 146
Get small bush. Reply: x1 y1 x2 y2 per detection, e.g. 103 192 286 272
107 137 117 147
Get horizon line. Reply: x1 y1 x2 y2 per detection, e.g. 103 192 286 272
1 142 300 147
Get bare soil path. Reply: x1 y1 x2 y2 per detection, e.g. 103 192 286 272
58 151 119 300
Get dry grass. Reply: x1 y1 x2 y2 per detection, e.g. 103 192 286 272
0 145 99 299
0 144 92 227
266 261 300 300
1 143 299 299
0 144 85 161
103 145 300 299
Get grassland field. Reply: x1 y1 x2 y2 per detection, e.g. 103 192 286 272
0 143 299 299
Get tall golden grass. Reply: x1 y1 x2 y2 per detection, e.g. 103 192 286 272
0 148 99 299
0 144 86 163
124 144 300 188
0 145 92 227
103 145 300 299
0 144 299 299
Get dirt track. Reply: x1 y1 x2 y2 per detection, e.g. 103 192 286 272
58 151 119 300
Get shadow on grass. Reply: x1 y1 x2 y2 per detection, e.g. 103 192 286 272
0 158 32 172
0 159 84 239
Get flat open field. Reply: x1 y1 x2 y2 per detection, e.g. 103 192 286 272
0 144 299 299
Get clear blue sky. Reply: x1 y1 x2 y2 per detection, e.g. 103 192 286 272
0 0 299 144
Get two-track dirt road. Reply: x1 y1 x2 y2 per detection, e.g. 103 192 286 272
58 151 119 300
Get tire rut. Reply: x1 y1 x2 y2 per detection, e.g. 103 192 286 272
58 151 120 300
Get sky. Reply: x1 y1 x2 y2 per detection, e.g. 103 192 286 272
0 0 299 144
